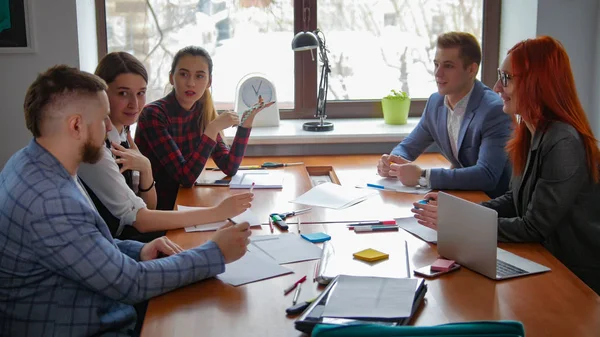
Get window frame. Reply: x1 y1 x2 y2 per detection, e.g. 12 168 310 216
95 0 500 119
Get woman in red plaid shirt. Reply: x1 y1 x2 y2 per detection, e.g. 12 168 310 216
135 46 273 210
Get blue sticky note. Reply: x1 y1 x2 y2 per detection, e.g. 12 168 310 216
301 232 331 243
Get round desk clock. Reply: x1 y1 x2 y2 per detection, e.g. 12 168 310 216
235 73 280 127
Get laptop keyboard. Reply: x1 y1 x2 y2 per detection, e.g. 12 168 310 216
496 260 528 278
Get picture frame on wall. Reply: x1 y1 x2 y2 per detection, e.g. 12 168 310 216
0 0 35 53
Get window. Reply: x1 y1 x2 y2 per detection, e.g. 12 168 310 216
97 0 500 119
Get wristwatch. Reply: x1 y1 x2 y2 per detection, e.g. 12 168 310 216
418 169 428 187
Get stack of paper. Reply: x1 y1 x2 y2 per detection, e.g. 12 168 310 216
322 275 418 319
290 182 376 209
181 207 262 232
229 170 284 189
364 176 431 195
217 247 293 286
250 233 323 264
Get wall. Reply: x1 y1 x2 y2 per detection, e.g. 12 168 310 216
0 0 80 167
535 0 599 125
499 0 538 58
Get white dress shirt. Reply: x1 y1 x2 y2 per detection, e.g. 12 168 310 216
78 126 146 235
423 84 475 187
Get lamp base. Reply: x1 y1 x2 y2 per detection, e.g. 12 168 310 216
303 121 334 132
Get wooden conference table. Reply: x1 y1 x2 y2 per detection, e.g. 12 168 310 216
141 154 600 337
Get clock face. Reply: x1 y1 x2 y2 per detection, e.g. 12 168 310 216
241 77 273 107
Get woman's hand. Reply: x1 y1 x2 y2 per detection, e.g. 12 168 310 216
216 192 254 219
204 111 240 140
411 192 439 230
240 99 276 128
111 132 152 174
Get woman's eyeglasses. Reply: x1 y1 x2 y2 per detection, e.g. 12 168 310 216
497 69 514 87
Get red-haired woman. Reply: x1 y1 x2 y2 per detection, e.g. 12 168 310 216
412 36 600 295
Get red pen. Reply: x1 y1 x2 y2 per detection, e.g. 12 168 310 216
283 275 307 295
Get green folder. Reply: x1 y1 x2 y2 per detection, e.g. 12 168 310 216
312 321 525 337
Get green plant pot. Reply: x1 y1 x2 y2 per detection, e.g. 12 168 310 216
381 98 411 125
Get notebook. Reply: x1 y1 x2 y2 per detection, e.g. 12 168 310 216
229 170 284 189
181 208 261 232
294 275 427 334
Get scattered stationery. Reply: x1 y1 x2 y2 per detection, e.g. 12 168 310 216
321 275 419 319
353 248 389 262
229 170 284 189
395 217 438 243
354 225 399 233
216 247 293 286
290 182 376 210
181 207 261 232
431 258 456 272
250 233 323 264
363 176 431 195
300 232 331 243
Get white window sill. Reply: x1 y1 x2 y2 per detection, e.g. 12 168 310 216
223 117 419 145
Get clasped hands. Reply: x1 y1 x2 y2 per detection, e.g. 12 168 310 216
377 154 422 187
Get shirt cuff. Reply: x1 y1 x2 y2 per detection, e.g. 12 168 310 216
424 169 431 188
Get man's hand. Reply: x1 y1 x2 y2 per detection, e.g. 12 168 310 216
377 154 409 177
211 221 251 264
411 192 439 230
216 193 253 219
140 236 184 261
389 163 422 186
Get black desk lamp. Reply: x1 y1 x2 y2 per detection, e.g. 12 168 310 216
291 29 334 131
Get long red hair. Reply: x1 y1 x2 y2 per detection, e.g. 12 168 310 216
506 36 600 182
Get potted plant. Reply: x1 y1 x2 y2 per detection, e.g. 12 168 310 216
381 89 411 125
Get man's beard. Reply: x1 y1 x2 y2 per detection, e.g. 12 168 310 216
81 137 103 164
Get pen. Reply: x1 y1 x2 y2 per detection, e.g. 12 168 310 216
366 183 395 191
346 220 396 228
354 225 399 233
250 182 255 193
284 275 307 295
238 165 263 170
298 218 302 234
227 218 237 224
292 282 302 305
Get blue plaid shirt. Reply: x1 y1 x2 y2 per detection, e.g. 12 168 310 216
0 140 225 336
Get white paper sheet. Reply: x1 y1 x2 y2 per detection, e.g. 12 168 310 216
250 233 323 264
396 217 438 243
322 275 418 319
181 207 262 232
216 247 293 286
362 176 431 195
290 182 376 210
229 170 284 189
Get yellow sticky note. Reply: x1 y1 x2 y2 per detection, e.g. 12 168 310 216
353 248 389 262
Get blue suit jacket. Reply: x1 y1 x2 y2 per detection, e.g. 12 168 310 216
391 80 512 198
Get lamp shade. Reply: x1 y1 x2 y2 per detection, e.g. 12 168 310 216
291 31 318 51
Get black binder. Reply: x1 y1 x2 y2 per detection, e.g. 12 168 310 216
294 276 427 334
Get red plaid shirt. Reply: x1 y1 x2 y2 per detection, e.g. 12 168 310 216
135 91 251 210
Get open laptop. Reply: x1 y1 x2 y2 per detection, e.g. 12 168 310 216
437 192 550 280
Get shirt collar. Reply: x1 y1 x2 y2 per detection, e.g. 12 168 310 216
444 83 475 112
106 124 127 144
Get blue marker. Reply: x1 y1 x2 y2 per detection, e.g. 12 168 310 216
367 183 385 189
413 199 430 210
